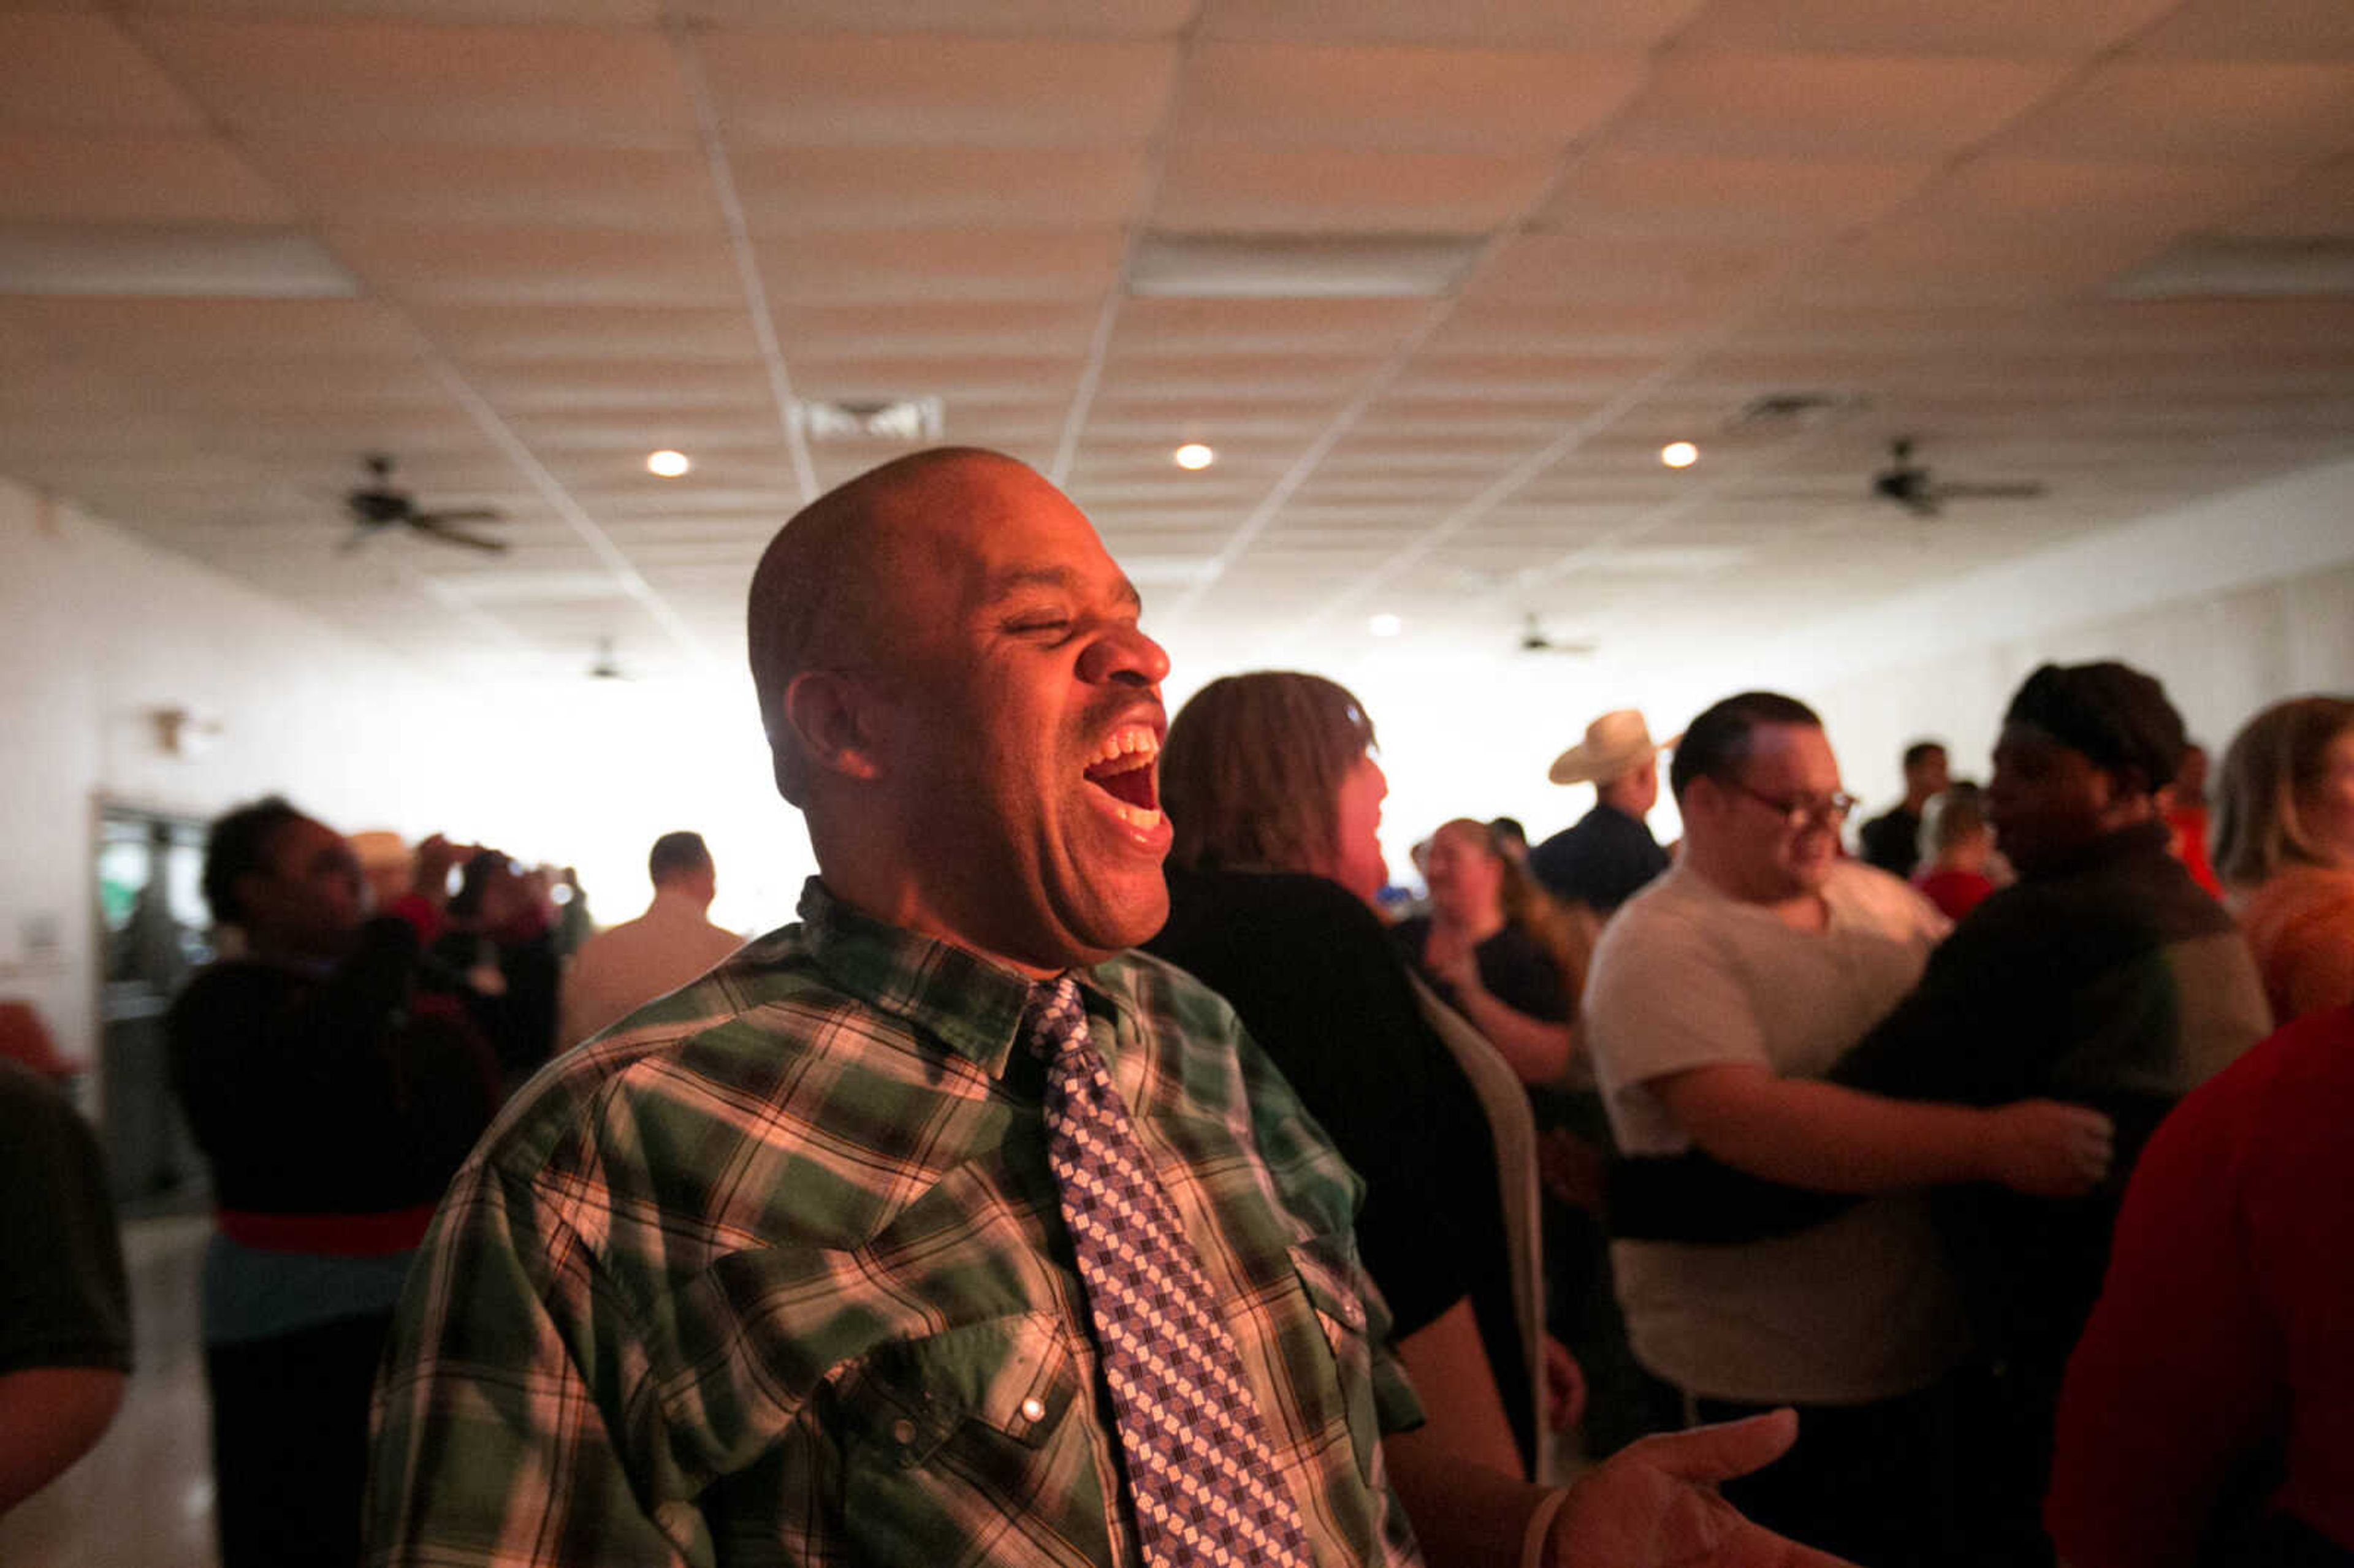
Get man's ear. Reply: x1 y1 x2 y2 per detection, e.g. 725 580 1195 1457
780 669 887 782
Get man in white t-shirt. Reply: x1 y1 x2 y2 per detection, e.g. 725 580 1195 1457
1582 691 2112 1568
559 831 744 1047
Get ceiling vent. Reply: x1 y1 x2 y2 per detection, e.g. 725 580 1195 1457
790 396 944 443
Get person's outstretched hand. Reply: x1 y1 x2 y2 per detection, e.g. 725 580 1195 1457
1547 1410 1854 1567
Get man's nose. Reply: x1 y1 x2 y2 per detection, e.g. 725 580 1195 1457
1080 623 1171 687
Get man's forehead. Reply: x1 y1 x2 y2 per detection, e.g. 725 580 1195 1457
981 561 1143 609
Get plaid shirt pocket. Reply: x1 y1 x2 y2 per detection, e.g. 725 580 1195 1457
834 1313 1108 1568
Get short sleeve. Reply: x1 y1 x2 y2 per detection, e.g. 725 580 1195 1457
1582 899 1770 1154
0 1065 131 1374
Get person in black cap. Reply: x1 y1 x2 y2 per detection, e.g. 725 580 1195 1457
1613 660 2272 1565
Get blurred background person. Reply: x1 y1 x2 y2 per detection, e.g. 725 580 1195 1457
1911 782 1999 921
167 800 499 1568
1528 709 1677 918
2165 742 2223 896
1393 815 1674 1460
430 848 560 1090
1857 739 1949 879
2213 695 2354 1026
560 831 742 1048
0 1049 129 1518
1488 815 1531 867
1151 672 1577 1482
1393 817 1583 1089
2047 1002 2354 1568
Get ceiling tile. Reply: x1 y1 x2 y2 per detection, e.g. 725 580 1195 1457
261 143 723 229
730 144 1146 231
421 304 764 362
768 300 1105 356
1530 151 1932 239
2128 0 2354 61
1988 61 2354 163
0 13 208 131
1610 54 2072 158
129 16 698 143
672 0 1193 36
1152 145 1560 233
701 32 1178 147
1175 42 1648 152
754 227 1125 303
1673 0 2179 59
1464 231 1783 307
0 132 293 223
329 225 742 305
1197 0 1704 50
2217 157 2354 239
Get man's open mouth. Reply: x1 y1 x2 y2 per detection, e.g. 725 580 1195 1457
1083 724 1162 828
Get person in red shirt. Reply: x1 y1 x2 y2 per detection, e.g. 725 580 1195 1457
2047 1004 2354 1567
1910 782 2000 921
2166 741 2225 897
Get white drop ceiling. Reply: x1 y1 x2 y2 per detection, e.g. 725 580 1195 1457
1 0 2350 683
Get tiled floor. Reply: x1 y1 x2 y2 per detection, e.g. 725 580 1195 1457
1 1216 221 1567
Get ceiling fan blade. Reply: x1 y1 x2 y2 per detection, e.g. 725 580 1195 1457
413 508 504 525
409 517 509 554
1931 481 2047 500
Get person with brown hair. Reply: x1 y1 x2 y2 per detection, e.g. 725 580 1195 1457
2212 695 2354 1024
1149 673 1563 1479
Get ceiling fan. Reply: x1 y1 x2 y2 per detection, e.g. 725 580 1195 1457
1518 614 1598 657
1871 437 2049 519
341 454 508 553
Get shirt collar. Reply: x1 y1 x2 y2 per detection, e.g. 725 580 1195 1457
794 878 1133 1079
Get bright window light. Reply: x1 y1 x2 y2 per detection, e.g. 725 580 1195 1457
646 449 691 478
1660 441 1699 469
1368 612 1403 637
1173 442 1216 470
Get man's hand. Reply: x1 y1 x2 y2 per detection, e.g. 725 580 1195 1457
1542 1336 1586 1434
1982 1100 2114 1197
1547 1410 1854 1568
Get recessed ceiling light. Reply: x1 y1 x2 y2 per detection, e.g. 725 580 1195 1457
1660 441 1700 469
646 449 691 478
1368 612 1403 637
1174 443 1216 470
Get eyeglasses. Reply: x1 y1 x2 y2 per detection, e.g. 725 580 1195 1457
1721 777 1859 828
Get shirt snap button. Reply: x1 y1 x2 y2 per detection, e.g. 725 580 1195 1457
891 1417 918 1445
1019 1397 1046 1422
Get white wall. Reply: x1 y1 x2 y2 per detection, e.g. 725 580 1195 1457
1161 455 2354 881
0 476 821 1083
0 478 484 1073
1755 456 2354 809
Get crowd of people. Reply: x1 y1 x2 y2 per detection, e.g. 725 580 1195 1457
4 445 2350 1568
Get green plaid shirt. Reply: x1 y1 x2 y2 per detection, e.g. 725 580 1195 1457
367 880 1426 1568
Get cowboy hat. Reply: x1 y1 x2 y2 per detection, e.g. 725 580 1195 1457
1548 709 1678 785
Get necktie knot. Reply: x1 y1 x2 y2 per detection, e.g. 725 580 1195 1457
1023 973 1089 1065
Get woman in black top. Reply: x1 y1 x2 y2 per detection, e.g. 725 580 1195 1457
1148 672 1571 1480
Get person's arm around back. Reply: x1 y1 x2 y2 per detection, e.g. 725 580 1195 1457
1652 1064 2112 1197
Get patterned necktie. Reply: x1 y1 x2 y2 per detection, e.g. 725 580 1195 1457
1026 975 1318 1568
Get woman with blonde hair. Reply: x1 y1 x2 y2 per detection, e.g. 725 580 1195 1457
2212 695 2354 1024
1149 671 1579 1482
1393 818 1589 1088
